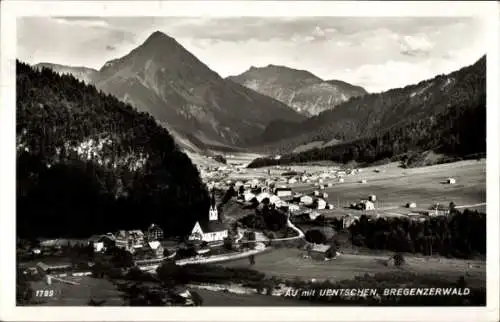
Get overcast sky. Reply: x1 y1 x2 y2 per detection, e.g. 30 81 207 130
17 16 486 93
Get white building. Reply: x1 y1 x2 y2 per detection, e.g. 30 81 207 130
315 198 327 210
300 195 314 206
269 195 281 205
256 192 271 203
243 192 256 202
189 196 228 243
274 187 292 197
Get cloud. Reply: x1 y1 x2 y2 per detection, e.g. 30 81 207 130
398 34 434 57
17 16 486 92
51 17 110 28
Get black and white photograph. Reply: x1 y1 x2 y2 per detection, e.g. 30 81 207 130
1 1 499 321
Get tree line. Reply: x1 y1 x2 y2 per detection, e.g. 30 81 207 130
16 61 209 239
296 208 485 259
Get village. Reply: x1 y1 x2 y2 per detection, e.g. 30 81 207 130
16 154 487 306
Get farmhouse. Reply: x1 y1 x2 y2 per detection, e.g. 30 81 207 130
359 200 375 210
274 187 292 197
447 178 456 184
407 202 417 208
314 198 327 210
135 241 164 259
115 230 145 250
243 192 256 202
256 192 272 203
268 195 282 205
188 195 228 243
300 195 314 206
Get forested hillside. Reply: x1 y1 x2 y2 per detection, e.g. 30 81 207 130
250 56 486 155
16 61 209 238
248 56 486 168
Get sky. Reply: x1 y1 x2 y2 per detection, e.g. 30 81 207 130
17 16 487 93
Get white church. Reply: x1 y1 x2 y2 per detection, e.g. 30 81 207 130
188 194 228 243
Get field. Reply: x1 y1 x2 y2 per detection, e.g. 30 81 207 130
29 276 125 306
194 288 322 306
288 159 486 215
221 248 486 288
27 275 318 306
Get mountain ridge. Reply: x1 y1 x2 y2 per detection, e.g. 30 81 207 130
227 64 367 116
34 31 306 152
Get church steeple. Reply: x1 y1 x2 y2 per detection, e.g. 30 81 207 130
209 191 218 221
210 191 216 208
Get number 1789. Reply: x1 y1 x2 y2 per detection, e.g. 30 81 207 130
35 289 55 297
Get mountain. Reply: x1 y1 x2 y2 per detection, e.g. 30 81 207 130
34 62 98 85
90 31 305 151
248 56 486 167
227 65 367 116
17 61 210 238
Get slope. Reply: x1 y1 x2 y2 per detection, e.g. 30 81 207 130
228 64 367 117
17 61 210 238
248 56 486 168
251 56 486 155
93 31 305 150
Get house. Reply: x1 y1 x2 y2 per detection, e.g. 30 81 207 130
140 241 164 259
133 241 167 269
339 178 344 183
359 200 375 211
368 195 376 202
256 192 271 203
300 195 314 206
309 211 321 220
88 235 105 252
243 192 256 202
146 224 164 241
407 202 417 208
447 178 456 184
115 230 145 250
315 198 327 210
288 204 300 213
274 187 292 197
288 178 297 184
268 195 281 205
188 194 228 243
